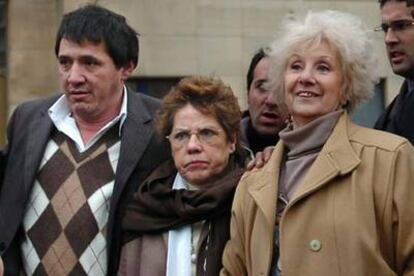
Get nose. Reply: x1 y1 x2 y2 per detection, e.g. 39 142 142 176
186 134 203 152
298 67 315 86
384 28 399 44
264 92 277 107
67 63 86 84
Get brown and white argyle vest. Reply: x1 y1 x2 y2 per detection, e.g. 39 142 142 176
21 126 121 275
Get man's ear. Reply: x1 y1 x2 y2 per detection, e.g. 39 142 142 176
120 61 136 81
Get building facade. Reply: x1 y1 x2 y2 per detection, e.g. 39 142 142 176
1 0 403 145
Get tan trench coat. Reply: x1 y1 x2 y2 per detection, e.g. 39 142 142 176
221 113 414 276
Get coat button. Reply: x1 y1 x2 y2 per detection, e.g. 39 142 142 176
309 239 321 252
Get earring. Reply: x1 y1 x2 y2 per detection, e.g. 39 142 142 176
284 115 293 125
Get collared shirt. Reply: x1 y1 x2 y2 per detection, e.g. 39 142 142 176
48 86 128 153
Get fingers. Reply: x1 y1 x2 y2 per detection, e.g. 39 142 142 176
245 146 275 171
263 146 275 162
246 152 264 171
246 159 255 171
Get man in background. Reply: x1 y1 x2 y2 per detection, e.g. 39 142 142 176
374 0 414 143
241 49 287 153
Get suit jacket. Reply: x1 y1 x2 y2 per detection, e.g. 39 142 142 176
0 148 5 192
0 89 170 275
375 81 414 144
222 112 414 276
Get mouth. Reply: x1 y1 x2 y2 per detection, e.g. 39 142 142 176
262 111 280 120
296 91 319 97
67 90 90 100
258 110 283 126
69 89 88 94
389 50 405 64
185 160 208 169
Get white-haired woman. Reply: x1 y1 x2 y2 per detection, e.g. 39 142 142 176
221 10 414 276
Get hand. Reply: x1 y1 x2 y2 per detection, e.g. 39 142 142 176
246 146 275 170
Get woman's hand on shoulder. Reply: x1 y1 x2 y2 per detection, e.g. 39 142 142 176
246 146 275 170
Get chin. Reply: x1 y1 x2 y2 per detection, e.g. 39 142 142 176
183 174 209 186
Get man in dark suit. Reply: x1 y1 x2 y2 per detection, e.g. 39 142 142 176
0 5 169 275
374 0 414 143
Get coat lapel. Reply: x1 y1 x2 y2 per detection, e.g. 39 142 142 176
290 113 361 204
24 108 53 193
111 90 155 207
248 142 285 228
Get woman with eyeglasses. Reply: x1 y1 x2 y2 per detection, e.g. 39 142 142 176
221 10 414 276
117 76 250 276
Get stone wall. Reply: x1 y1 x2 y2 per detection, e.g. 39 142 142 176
3 0 403 142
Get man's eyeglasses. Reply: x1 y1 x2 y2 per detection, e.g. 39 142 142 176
374 20 414 33
166 127 222 148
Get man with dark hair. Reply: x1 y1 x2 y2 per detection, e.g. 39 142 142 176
0 5 169 275
241 49 286 154
374 0 414 143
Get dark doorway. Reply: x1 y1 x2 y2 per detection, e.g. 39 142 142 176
127 77 183 99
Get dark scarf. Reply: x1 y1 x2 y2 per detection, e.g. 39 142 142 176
122 158 245 275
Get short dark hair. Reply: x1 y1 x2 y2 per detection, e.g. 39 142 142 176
379 0 414 8
55 5 139 69
246 48 267 92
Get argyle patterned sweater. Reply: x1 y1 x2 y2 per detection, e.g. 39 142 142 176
21 126 120 275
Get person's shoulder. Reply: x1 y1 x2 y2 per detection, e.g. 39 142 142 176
13 94 61 115
236 152 277 193
136 92 161 106
349 123 410 152
127 90 161 112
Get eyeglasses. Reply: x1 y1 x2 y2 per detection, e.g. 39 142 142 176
374 20 414 33
166 127 222 148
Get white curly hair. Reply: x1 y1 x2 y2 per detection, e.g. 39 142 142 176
266 10 378 113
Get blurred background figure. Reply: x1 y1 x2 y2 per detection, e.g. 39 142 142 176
119 76 249 276
222 10 414 276
242 49 287 154
374 0 414 143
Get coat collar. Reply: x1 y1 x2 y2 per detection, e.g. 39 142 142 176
24 97 57 193
290 112 360 203
110 89 157 206
247 141 284 228
247 112 361 226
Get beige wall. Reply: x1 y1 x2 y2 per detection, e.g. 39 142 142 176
7 0 61 112
6 0 402 115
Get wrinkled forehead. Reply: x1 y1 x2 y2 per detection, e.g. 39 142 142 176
289 38 340 60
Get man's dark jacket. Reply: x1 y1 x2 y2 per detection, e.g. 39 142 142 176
374 81 414 144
